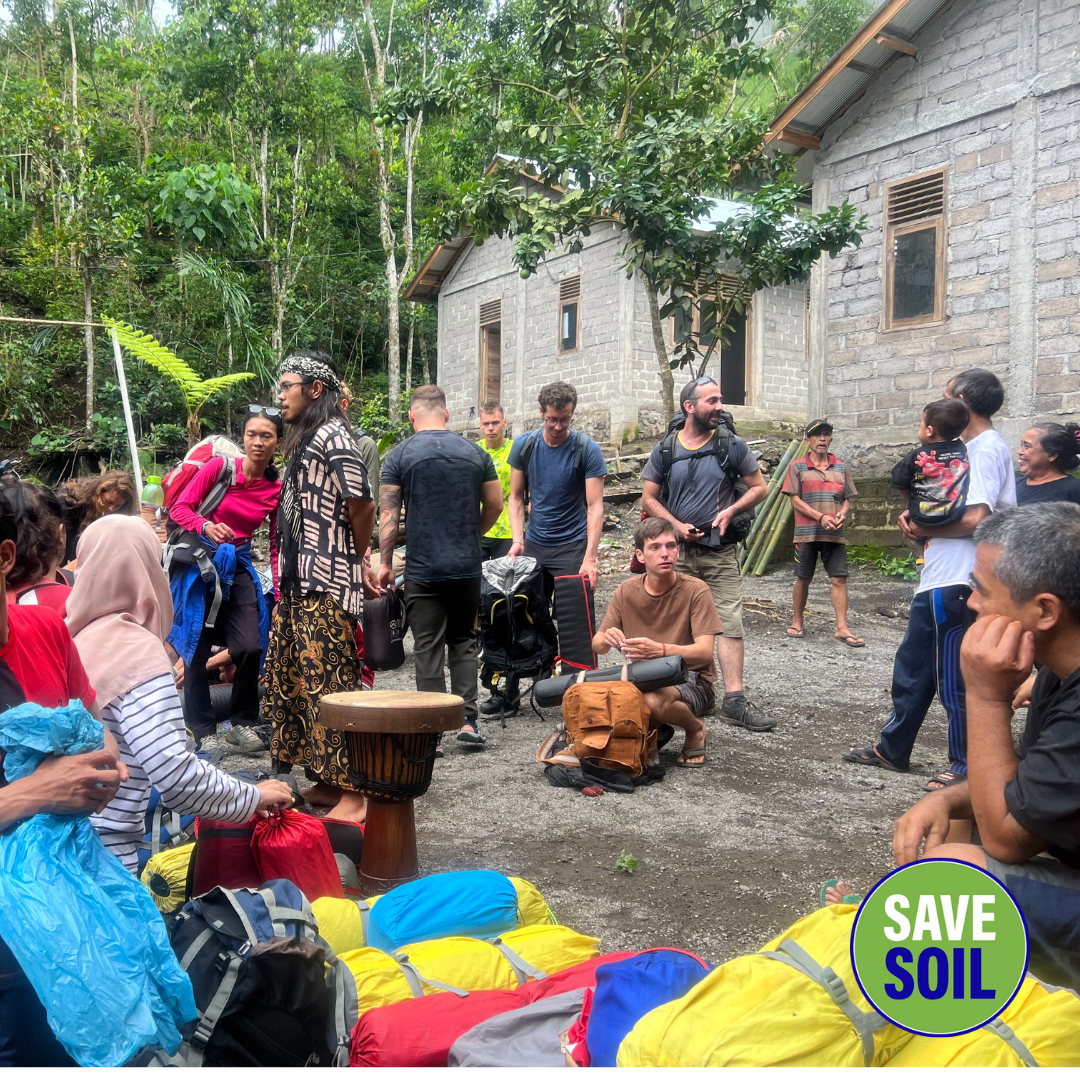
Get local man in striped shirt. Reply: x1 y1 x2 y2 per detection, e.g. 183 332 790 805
781 419 863 647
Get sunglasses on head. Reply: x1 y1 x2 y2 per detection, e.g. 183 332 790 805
248 404 282 416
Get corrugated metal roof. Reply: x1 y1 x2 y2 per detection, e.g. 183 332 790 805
767 0 956 155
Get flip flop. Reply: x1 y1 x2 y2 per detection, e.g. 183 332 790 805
675 740 707 768
836 634 865 647
842 745 907 772
820 878 863 907
786 626 805 638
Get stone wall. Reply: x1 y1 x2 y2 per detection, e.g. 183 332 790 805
808 0 1080 475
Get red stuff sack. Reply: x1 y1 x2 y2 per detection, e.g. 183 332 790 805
186 815 263 898
251 808 344 902
350 951 637 1068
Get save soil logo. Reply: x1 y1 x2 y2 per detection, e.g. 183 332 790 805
851 859 1028 1036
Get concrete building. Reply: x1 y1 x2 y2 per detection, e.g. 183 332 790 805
404 169 810 442
769 0 1080 473
408 0 1080 465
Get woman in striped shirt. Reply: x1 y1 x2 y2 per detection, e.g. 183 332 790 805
65 515 292 872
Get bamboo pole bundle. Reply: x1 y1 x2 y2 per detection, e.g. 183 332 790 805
740 439 807 572
753 496 795 576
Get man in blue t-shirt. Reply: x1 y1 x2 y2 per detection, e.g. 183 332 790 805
502 382 606 711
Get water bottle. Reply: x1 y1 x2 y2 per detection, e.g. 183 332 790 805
141 475 165 506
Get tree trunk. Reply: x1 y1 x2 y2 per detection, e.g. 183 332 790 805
225 309 233 434
83 266 95 430
418 319 431 384
404 309 414 394
647 281 675 419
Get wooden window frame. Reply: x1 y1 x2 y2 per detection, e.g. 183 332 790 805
883 168 948 331
478 298 503 405
557 275 582 355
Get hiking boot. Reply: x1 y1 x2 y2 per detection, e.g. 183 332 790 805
225 725 266 755
480 691 520 717
718 694 776 732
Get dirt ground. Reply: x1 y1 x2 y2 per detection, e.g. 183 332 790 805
231 500 964 968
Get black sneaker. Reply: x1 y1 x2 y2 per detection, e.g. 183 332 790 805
457 723 487 746
434 741 445 759
480 691 520 717
719 694 776 732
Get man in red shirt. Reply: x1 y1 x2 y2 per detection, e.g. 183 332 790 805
0 505 125 1066
782 419 863 647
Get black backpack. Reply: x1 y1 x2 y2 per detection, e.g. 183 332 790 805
653 412 753 545
516 429 588 505
478 557 558 686
165 881 356 1067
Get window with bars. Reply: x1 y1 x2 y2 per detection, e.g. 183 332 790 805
884 169 947 329
479 298 502 404
557 275 581 353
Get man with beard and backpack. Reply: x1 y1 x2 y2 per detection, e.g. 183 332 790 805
641 377 772 732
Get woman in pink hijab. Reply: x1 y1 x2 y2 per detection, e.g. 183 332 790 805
65 516 292 872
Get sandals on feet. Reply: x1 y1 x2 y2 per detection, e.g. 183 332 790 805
675 740 707 768
786 626 805 638
836 633 865 648
842 745 907 772
925 769 966 791
820 878 863 907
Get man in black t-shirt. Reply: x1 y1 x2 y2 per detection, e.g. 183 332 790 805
885 503 1080 988
379 385 503 745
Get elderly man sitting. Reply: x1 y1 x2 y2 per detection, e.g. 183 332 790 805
591 517 722 768
830 503 1080 987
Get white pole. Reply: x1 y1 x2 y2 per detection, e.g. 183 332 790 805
111 329 143 495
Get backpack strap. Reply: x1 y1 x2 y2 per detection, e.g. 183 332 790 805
492 940 548 984
985 1017 1039 1067
761 939 887 1067
317 933 359 1067
185 954 244 1066
178 926 217 972
391 951 471 998
519 430 588 506
255 886 319 941
354 898 372 939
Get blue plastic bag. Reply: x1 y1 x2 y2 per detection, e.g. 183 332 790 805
0 700 197 1067
366 869 520 953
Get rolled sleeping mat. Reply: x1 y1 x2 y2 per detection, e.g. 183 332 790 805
532 656 689 709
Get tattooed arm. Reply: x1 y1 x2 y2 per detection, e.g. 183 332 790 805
377 483 403 588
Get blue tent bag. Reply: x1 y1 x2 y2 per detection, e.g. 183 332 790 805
365 869 520 953
0 700 198 1067
585 948 712 1067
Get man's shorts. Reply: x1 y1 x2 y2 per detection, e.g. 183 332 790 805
984 852 1080 989
794 541 848 580
675 670 715 718
677 543 743 638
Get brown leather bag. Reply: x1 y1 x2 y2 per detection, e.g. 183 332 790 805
561 665 655 778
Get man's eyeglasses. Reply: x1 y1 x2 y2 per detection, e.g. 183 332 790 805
248 404 281 416
278 379 311 393
543 416 572 429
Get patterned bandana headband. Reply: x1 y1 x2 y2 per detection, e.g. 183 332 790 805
280 355 342 393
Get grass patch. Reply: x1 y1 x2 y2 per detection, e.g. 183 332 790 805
847 545 919 582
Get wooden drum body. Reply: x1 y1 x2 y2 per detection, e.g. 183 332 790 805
319 691 464 893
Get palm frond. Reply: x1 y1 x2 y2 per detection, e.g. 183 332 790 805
104 318 203 398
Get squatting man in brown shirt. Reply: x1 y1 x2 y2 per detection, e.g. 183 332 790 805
591 517 723 768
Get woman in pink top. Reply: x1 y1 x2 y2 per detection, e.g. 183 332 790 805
167 409 282 749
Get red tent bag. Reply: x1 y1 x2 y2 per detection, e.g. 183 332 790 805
350 951 636 1068
186 815 263 898
250 808 344 902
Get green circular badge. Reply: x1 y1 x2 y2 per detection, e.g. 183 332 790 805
851 859 1028 1036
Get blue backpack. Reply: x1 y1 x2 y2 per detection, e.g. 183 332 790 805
585 948 712 1067
366 869 520 953
167 880 357 1067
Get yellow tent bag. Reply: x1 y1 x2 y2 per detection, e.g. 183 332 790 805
618 905 912 1067
340 924 600 1014
139 843 194 914
313 877 553 958
884 976 1080 1067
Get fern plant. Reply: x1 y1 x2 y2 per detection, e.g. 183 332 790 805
104 317 255 446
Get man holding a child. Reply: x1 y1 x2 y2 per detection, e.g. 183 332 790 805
844 368 1016 790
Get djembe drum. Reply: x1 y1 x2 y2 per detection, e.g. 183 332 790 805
319 690 464 893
